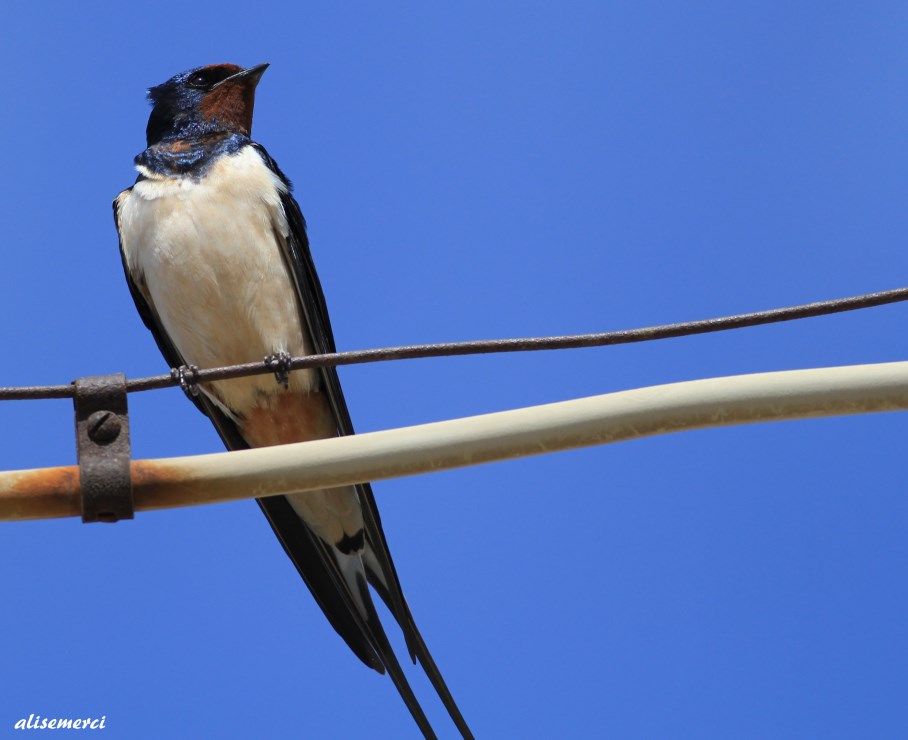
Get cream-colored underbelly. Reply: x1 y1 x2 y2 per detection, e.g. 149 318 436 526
118 147 318 414
118 147 363 547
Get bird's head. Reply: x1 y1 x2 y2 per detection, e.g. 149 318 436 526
145 63 269 146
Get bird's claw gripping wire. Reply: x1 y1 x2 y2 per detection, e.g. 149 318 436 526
265 351 293 389
171 364 201 398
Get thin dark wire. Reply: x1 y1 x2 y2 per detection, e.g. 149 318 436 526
2 286 907 401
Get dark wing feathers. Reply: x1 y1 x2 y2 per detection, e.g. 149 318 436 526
258 148 473 738
114 145 472 739
257 145 474 736
252 146 415 633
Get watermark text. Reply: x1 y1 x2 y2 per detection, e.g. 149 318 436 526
14 715 106 730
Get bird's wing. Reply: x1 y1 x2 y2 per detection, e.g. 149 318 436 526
114 164 472 739
253 144 472 738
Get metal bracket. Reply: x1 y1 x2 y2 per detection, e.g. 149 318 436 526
73 373 133 523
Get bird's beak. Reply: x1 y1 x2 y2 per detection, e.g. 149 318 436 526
212 63 270 90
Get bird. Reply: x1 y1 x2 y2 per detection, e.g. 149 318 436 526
113 62 472 739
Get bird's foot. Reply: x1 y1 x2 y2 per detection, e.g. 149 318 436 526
265 351 293 389
171 364 201 398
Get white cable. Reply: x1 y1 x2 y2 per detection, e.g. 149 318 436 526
2 360 907 520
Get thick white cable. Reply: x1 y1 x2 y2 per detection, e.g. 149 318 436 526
2 361 907 520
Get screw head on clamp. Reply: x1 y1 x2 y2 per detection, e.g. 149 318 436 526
86 410 122 444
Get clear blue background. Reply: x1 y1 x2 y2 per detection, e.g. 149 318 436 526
1 2 907 738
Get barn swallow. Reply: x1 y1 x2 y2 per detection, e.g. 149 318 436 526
113 63 472 739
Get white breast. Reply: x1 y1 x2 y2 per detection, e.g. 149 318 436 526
116 145 317 414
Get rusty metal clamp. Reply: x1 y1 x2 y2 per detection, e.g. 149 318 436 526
73 374 133 523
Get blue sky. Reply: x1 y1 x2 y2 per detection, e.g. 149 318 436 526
2 2 908 738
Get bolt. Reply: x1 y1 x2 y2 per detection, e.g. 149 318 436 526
87 410 121 443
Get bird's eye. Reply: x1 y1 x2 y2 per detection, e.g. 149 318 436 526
187 73 209 89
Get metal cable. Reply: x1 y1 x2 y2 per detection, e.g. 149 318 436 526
2 285 906 401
